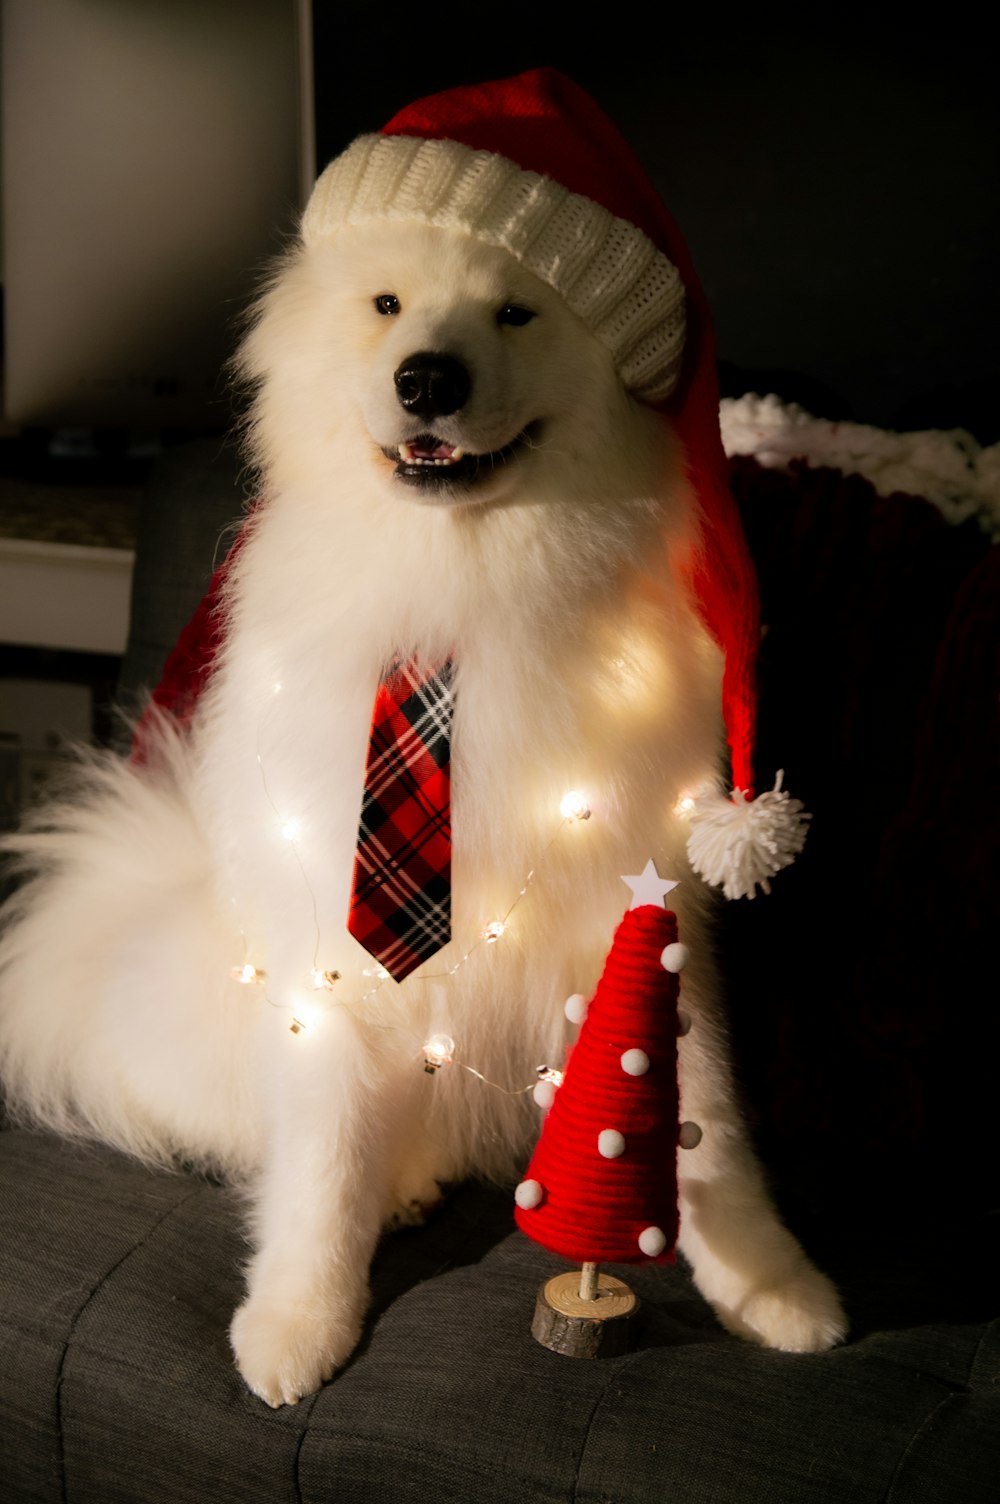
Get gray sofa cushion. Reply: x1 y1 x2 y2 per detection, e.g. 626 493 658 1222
2 1124 998 1503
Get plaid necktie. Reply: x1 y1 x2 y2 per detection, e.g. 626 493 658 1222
347 657 454 982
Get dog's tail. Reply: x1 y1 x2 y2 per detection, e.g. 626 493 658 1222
0 718 221 1164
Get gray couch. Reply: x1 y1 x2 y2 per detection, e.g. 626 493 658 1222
2 432 998 1502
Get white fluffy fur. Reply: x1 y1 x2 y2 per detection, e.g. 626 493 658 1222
0 220 846 1405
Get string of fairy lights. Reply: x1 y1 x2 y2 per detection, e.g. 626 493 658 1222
230 682 695 1102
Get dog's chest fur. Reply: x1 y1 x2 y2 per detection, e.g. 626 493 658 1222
191 459 723 1052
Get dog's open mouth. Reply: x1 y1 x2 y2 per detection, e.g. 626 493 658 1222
384 426 537 490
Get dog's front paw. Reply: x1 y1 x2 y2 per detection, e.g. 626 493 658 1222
723 1263 848 1353
229 1287 369 1407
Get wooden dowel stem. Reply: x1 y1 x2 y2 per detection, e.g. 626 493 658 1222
579 1262 599 1301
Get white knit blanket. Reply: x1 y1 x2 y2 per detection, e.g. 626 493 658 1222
720 393 1000 539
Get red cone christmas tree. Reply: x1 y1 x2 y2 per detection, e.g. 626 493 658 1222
514 901 690 1354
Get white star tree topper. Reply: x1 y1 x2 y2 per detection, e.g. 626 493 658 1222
620 858 679 909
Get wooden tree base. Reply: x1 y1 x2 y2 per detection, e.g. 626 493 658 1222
531 1270 639 1358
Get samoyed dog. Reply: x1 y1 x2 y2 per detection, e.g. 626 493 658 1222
0 115 846 1404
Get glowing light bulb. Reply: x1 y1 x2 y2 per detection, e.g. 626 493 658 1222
559 789 591 821
280 819 302 843
674 792 696 817
422 1034 455 1072
231 964 265 985
309 968 341 991
483 920 507 943
272 681 283 695
289 1000 324 1036
533 1064 564 1109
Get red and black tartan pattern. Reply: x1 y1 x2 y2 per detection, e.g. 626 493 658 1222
347 658 454 982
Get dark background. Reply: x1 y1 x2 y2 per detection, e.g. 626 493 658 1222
311 2 999 443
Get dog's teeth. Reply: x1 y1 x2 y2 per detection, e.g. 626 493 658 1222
397 445 466 467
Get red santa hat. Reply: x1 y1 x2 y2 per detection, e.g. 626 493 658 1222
139 68 808 897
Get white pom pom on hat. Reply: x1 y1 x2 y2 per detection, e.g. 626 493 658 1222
300 68 808 897
685 770 810 900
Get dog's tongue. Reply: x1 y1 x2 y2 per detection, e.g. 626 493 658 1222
410 437 456 460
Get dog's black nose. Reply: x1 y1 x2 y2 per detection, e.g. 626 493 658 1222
394 352 471 421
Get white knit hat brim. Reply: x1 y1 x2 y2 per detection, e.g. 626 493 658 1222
301 134 685 404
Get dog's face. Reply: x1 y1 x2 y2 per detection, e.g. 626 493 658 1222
243 219 647 508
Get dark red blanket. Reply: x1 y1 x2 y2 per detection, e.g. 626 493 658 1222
724 456 998 1220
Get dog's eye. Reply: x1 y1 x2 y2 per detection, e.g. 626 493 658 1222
374 294 401 316
497 304 535 327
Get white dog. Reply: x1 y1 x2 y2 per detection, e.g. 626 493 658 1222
0 71 846 1406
